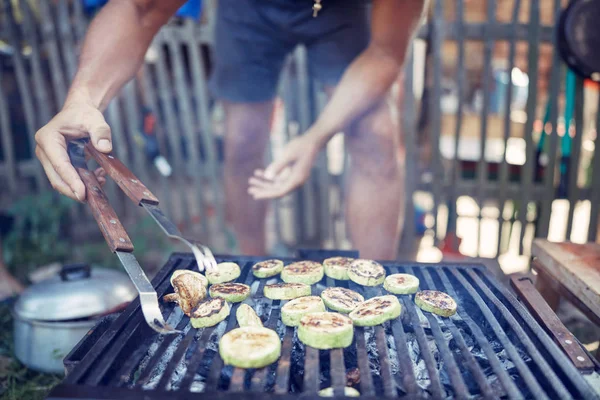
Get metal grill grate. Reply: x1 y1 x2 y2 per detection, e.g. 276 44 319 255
50 252 598 399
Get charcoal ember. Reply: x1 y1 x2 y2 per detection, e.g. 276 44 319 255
346 368 360 386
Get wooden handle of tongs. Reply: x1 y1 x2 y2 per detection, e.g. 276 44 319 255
85 142 159 206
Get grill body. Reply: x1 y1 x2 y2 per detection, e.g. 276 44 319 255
49 250 599 399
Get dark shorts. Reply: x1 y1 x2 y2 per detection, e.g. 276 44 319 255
208 0 370 103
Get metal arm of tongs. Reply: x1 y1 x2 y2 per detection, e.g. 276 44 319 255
79 138 217 273
67 139 179 334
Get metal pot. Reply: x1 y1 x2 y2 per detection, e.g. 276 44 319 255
12 263 136 374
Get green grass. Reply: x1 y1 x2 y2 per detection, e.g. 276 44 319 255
0 303 62 400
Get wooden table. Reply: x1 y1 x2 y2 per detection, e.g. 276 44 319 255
531 239 600 331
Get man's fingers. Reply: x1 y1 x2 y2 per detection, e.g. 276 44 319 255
36 147 81 201
249 171 303 199
86 109 112 153
36 132 86 200
263 153 293 180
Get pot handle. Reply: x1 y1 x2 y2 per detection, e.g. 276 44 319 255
60 263 91 281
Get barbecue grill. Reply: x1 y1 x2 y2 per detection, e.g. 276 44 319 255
49 250 599 399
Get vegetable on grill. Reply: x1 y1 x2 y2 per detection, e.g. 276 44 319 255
168 272 207 316
320 287 364 313
252 259 284 278
347 259 386 286
383 273 420 295
170 269 208 288
298 312 354 349
219 326 281 368
209 283 251 303
281 261 324 285
190 298 230 328
206 262 241 284
415 290 457 317
281 296 326 327
323 257 354 280
264 283 311 300
349 295 401 326
236 304 263 327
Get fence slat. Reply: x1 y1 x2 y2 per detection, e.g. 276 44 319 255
139 63 175 221
447 0 465 252
588 94 600 242
38 0 67 106
565 78 585 239
429 0 445 245
496 0 522 256
153 32 191 231
19 0 53 127
184 20 226 239
536 0 562 240
56 0 78 81
165 28 209 240
72 0 89 42
518 0 541 254
4 1 44 188
0 67 17 193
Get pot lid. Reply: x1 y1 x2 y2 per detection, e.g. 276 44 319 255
14 263 136 321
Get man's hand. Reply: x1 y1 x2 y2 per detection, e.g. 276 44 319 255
248 134 322 199
35 102 112 201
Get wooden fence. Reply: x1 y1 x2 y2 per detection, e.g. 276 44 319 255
0 0 598 261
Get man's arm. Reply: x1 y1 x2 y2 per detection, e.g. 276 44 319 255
35 0 185 201
307 0 426 146
250 0 426 198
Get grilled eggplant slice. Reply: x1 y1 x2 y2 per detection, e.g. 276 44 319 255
236 304 263 327
383 273 420 295
264 283 311 300
323 257 354 281
298 312 354 349
209 283 251 303
170 269 208 288
281 261 324 285
219 326 281 368
349 295 401 326
206 262 241 284
415 290 457 317
281 296 326 327
252 259 284 278
318 387 360 397
190 298 230 328
171 273 207 316
320 287 364 314
347 259 386 286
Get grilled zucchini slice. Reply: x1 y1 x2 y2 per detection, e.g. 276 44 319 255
281 261 324 285
281 296 326 327
219 326 281 368
264 283 311 300
415 290 457 317
383 273 420 295
206 262 241 284
190 298 231 328
170 270 208 288
236 304 263 327
298 312 354 349
349 295 401 326
320 287 364 314
209 283 251 303
323 257 354 280
318 387 360 397
347 259 386 286
252 259 284 278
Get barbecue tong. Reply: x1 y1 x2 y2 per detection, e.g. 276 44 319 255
67 138 216 334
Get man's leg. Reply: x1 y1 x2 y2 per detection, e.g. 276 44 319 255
223 101 274 255
345 98 405 260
